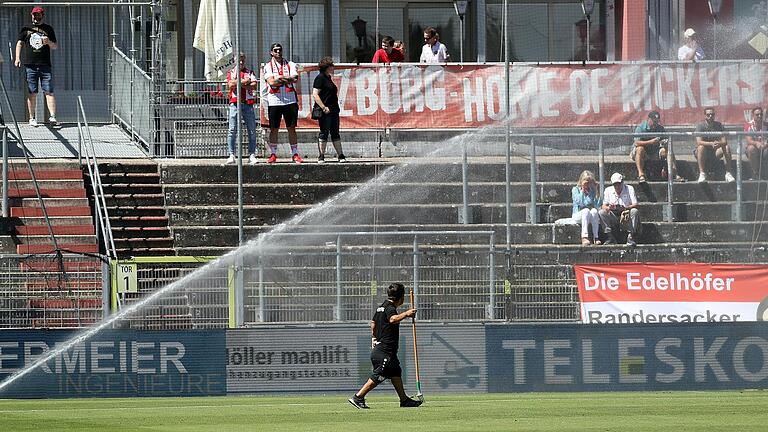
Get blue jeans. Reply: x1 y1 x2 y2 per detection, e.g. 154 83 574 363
227 103 257 155
25 65 54 94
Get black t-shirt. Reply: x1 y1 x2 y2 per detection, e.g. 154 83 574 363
372 300 399 355
312 72 339 112
695 120 725 143
18 24 57 66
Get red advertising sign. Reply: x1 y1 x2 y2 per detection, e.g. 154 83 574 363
574 263 768 324
262 62 767 129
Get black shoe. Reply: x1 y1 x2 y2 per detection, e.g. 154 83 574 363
400 397 423 407
348 395 369 409
338 153 347 163
603 233 616 245
317 154 325 164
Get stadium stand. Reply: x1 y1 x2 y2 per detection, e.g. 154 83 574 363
157 156 768 257
91 160 174 257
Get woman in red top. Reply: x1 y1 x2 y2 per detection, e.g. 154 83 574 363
372 36 404 63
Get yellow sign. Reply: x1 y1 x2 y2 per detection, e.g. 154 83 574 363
115 263 138 293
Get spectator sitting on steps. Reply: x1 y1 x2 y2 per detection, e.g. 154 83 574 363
599 172 641 247
571 170 601 246
744 107 768 180
632 111 684 183
694 108 735 183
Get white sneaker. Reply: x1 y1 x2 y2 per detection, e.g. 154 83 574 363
697 172 707 183
249 154 258 165
724 172 735 183
48 115 58 123
28 118 38 127
225 154 236 165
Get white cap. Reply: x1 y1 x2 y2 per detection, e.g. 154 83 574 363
684 28 696 38
610 172 624 184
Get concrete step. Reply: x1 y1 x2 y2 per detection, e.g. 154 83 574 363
170 221 768 248
15 235 98 245
161 180 768 206
16 197 89 208
109 215 170 227
11 206 91 217
7 168 83 180
96 161 158 175
15 225 95 236
103 194 164 207
6 179 85 189
115 247 176 256
158 159 751 184
19 216 93 226
101 184 163 195
93 172 162 184
114 237 174 248
106 206 167 217
18 243 98 254
111 226 171 238
6 188 87 198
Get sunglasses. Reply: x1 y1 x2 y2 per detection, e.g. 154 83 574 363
272 48 282 53
705 112 715 117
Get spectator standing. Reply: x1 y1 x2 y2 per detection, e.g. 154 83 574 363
695 108 735 183
15 6 58 128
372 36 405 63
348 283 423 409
263 43 303 164
571 170 601 246
312 57 346 163
678 28 704 61
225 53 259 165
599 173 641 246
745 107 768 180
420 27 449 63
632 111 684 182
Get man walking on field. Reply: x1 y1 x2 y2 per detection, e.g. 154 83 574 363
349 283 423 409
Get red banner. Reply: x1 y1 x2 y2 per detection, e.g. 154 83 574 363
261 62 768 129
574 263 768 324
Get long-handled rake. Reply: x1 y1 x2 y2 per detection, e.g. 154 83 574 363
409 289 424 401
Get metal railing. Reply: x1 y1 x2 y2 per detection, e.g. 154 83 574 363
77 96 116 259
0 254 106 329
111 46 153 148
110 231 502 329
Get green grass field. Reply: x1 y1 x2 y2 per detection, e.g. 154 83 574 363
1 391 767 431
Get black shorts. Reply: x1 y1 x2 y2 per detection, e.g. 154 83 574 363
268 104 299 129
370 347 401 383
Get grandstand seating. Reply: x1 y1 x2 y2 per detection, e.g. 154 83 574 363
6 160 97 254
157 156 768 257
90 160 174 257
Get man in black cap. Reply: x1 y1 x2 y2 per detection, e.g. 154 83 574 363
349 282 423 409
631 111 683 183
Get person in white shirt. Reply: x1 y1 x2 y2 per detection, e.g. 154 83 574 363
598 173 641 246
678 28 704 61
262 43 303 164
419 27 449 64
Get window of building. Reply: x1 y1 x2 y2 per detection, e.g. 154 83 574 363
343 8 405 63
262 3 326 63
408 4 462 62
486 0 604 62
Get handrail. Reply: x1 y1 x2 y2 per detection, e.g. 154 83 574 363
77 96 117 259
111 46 152 80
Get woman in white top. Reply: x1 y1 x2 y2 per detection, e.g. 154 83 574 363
420 27 449 63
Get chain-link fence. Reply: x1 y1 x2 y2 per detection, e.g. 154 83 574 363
0 254 105 329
